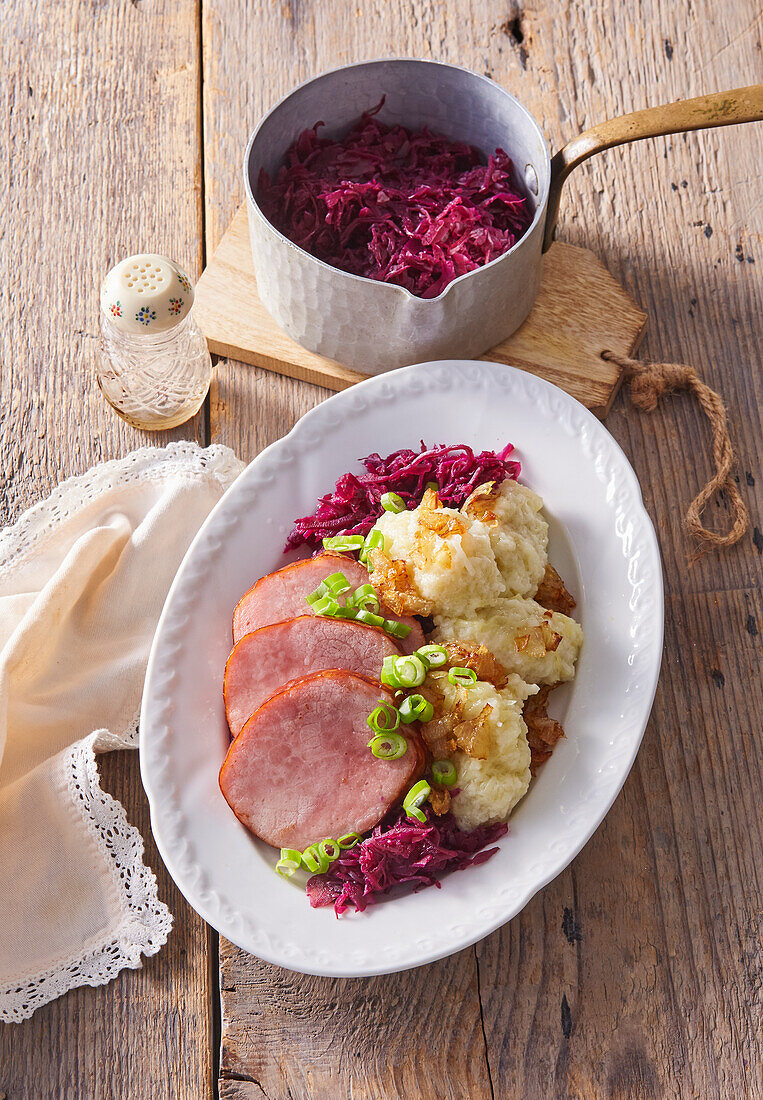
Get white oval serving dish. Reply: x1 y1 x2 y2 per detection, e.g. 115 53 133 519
140 360 663 976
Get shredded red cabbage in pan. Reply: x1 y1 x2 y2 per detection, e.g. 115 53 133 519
257 99 533 300
284 441 520 552
306 808 508 917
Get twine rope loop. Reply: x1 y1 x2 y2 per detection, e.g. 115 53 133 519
602 350 749 550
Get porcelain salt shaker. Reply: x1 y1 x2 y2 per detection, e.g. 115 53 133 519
96 254 212 430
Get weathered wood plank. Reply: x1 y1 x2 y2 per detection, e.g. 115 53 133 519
0 1 214 1097
204 0 762 1096
219 941 493 1100
202 6 491 1097
475 1 763 1098
0 754 216 1100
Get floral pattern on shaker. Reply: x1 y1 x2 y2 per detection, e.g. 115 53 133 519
168 297 184 315
110 301 122 318
176 272 192 294
136 306 157 326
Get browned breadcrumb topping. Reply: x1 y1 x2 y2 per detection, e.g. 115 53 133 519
523 684 565 775
534 563 577 615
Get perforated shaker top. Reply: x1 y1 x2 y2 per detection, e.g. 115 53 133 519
100 254 195 334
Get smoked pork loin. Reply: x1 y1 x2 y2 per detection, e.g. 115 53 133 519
224 616 401 737
219 670 426 849
232 552 424 653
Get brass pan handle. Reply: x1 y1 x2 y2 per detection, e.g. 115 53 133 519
543 84 763 252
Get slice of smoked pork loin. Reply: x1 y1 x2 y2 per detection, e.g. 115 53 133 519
232 552 424 654
224 616 401 737
219 670 426 850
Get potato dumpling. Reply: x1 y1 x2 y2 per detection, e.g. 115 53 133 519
374 504 504 617
434 597 583 687
429 673 535 831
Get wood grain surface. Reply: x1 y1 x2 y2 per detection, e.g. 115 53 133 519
194 206 647 412
0 2 215 1099
202 2 762 1099
1 0 761 1097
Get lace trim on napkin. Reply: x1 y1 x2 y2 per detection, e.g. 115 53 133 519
0 733 173 1023
0 442 243 1023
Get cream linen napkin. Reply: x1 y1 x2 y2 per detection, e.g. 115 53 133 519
0 442 243 1022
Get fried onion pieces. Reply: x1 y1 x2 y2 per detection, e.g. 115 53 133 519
419 487 466 538
461 481 500 527
367 548 434 616
534 564 576 615
453 704 493 759
419 679 493 761
523 685 565 775
442 641 508 689
514 614 561 657
418 681 459 759
428 786 452 816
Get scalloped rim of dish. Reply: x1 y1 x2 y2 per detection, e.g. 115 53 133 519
139 360 663 976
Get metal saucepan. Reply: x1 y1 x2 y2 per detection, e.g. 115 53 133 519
244 59 762 373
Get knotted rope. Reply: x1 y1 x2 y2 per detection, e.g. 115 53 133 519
602 350 749 550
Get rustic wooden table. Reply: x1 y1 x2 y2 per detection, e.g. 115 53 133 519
2 2 761 1097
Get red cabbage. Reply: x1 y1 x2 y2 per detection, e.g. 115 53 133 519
306 807 508 917
258 100 533 299
285 441 520 552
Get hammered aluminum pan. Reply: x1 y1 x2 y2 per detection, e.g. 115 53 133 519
244 59 550 373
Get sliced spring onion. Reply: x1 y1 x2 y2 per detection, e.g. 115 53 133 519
403 779 431 823
338 833 362 849
367 731 408 759
380 653 427 688
319 838 341 862
367 701 401 734
416 643 448 669
275 848 303 877
301 844 330 874
381 492 405 513
311 593 340 617
355 609 385 628
448 666 478 687
322 535 365 552
350 583 380 612
396 654 428 688
305 571 351 607
322 571 352 595
398 693 434 724
333 604 359 619
384 618 412 639
381 655 399 686
431 760 458 787
359 528 385 565
303 565 411 642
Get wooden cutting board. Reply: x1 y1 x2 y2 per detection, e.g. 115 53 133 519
195 205 647 414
